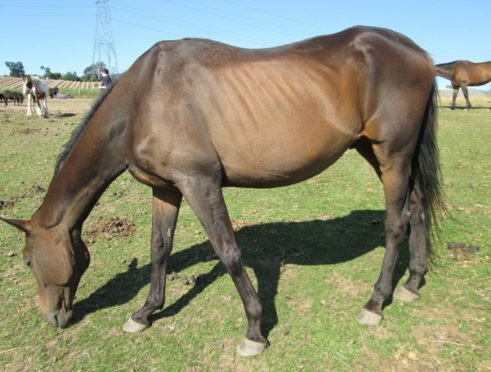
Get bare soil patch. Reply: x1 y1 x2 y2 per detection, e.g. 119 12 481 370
0 184 46 211
85 217 136 240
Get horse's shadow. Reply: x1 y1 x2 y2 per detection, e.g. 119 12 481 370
54 112 77 118
72 209 409 336
441 105 491 110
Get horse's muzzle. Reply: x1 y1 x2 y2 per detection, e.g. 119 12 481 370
45 309 72 328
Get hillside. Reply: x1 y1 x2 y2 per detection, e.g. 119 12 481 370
0 76 99 91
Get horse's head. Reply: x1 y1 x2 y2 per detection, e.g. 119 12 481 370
22 76 34 97
1 217 90 328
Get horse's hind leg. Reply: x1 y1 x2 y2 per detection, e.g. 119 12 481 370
461 84 472 109
393 185 427 302
179 177 267 356
123 187 182 333
450 86 459 110
357 149 411 325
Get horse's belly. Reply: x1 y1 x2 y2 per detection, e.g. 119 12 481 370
217 124 356 188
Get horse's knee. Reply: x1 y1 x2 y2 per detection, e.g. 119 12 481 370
219 245 243 276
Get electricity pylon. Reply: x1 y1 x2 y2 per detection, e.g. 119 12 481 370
92 0 118 78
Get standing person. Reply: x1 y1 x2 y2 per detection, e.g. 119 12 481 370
99 68 112 89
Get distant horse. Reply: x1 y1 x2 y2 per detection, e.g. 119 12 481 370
49 87 59 99
1 26 444 356
2 90 24 106
22 75 49 117
435 60 491 109
0 93 7 106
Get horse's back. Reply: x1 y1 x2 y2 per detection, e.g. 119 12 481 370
126 27 435 187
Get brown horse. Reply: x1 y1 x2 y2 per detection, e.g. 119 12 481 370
1 26 444 356
435 60 491 109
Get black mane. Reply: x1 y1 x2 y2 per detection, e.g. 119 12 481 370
434 60 462 67
54 82 117 174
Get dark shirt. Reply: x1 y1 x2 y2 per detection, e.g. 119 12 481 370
101 74 112 88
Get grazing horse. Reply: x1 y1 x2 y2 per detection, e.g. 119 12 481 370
22 75 49 117
2 90 24 106
435 60 491 109
1 26 444 356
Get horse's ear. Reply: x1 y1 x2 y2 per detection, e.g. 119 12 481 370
0 217 32 233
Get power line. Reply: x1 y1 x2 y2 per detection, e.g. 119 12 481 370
92 0 118 76
112 3 273 47
220 0 327 33
159 0 305 39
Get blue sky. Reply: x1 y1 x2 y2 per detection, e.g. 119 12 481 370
1 0 490 89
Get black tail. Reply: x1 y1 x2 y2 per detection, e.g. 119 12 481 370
411 85 446 257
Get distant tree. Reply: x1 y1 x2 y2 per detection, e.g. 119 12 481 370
40 66 62 80
5 61 25 77
40 65 51 78
82 62 106 81
62 71 81 81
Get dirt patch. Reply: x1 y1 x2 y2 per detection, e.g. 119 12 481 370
13 127 42 135
446 241 480 261
0 199 17 210
85 217 136 240
0 184 46 211
329 272 370 297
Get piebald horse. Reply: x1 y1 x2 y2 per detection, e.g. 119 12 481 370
435 60 491 109
22 75 49 117
1 26 444 356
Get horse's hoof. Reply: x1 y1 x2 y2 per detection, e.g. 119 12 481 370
122 317 148 333
357 308 383 326
236 338 267 357
393 286 420 302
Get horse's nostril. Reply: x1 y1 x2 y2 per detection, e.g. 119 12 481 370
53 314 59 327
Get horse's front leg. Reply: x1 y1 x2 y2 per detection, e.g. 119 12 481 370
36 100 42 116
26 94 33 116
123 187 182 333
35 96 47 117
180 176 267 356
40 97 49 118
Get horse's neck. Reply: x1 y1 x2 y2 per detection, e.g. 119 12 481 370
34 103 129 229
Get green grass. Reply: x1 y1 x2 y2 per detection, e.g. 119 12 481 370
0 100 489 370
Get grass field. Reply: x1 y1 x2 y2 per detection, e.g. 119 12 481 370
0 97 489 370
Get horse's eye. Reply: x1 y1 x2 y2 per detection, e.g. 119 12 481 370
24 259 32 268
